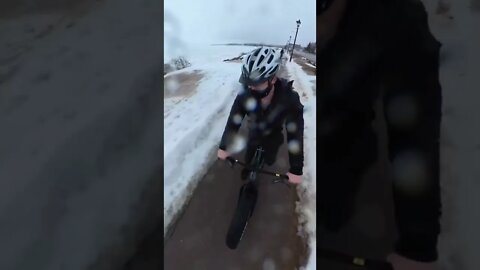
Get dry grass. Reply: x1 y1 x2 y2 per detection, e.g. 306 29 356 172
164 70 204 99
293 57 316 76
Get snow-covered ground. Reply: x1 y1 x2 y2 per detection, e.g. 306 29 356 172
164 45 255 234
0 0 163 269
285 60 317 270
163 46 317 269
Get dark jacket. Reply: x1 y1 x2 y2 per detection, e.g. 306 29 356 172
317 0 442 262
219 78 305 175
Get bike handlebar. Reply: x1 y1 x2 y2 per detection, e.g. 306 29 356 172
224 156 290 182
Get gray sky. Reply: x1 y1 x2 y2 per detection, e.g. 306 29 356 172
165 0 316 46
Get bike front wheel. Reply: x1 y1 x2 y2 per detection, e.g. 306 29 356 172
226 183 258 249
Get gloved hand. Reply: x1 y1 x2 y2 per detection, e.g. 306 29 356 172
387 253 436 270
217 149 231 160
286 172 302 184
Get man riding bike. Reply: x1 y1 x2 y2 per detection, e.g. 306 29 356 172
217 47 304 185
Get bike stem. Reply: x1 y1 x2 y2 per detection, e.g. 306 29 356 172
225 157 289 180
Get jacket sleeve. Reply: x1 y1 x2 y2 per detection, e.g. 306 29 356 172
219 94 247 151
285 87 305 175
382 0 442 262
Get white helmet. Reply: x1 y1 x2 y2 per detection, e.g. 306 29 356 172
239 47 281 85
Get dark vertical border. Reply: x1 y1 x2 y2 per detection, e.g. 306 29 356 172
160 0 165 265
315 1 321 269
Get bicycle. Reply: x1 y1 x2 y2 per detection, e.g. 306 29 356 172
221 147 394 270
222 146 291 250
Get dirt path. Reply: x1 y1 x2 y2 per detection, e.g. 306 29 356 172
293 57 315 76
292 50 316 64
163 70 205 119
126 126 307 270
164 70 204 99
163 139 306 270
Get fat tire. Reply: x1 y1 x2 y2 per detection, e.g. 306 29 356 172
226 183 257 249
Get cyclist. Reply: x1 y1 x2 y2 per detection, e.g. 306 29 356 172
217 47 304 185
317 0 441 269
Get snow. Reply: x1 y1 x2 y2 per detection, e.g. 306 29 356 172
163 45 256 235
285 60 317 270
420 1 480 269
0 0 163 269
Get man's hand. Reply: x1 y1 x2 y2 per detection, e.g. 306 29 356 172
286 172 302 184
217 149 231 160
387 253 436 270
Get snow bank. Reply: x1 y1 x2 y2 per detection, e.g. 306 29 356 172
0 0 164 269
285 61 317 270
163 46 251 235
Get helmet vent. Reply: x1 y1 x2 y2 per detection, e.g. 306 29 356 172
249 61 254 71
258 55 265 64
267 55 274 64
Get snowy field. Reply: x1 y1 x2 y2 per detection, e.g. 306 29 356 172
163 45 317 269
